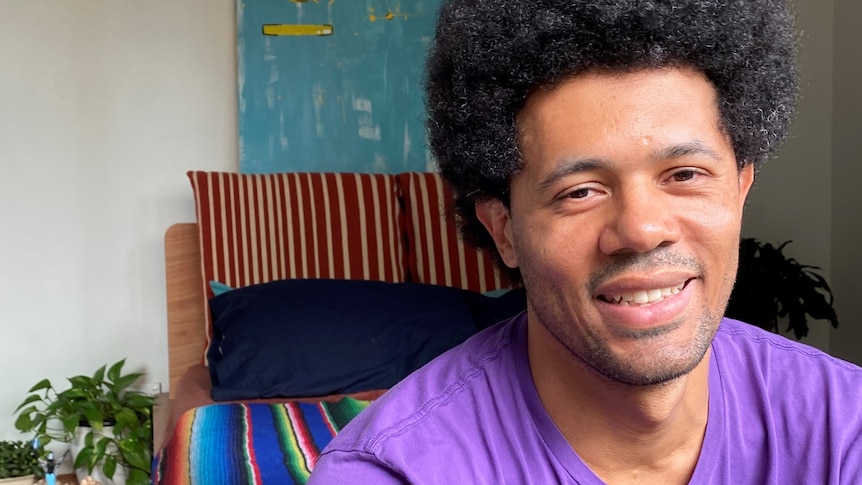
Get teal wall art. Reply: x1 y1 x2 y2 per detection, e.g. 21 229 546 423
237 0 439 174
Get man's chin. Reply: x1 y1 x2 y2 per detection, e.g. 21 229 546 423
584 326 714 387
605 358 704 387
605 316 686 340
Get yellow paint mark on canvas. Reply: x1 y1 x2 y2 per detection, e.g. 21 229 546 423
368 6 408 22
262 24 334 36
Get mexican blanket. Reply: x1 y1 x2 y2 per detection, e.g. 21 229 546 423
152 398 371 484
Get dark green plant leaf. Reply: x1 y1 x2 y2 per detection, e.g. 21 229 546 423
92 365 107 384
114 409 140 433
61 388 90 399
93 437 110 469
13 394 43 414
13 409 34 432
62 413 81 433
26 379 52 394
103 455 117 479
67 375 94 389
107 359 125 383
727 238 838 339
806 271 833 293
113 373 144 394
128 467 151 485
122 446 150 471
124 393 155 409
73 446 93 472
82 407 103 428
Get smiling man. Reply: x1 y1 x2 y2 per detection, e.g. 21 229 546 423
310 1 862 484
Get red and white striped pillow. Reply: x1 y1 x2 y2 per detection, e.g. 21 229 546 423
188 171 407 344
395 172 513 294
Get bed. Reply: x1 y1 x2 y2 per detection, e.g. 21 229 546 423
152 170 523 484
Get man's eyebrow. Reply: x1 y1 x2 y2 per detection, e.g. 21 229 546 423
538 158 609 191
654 140 723 162
537 141 723 191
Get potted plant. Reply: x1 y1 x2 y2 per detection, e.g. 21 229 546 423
726 238 838 339
0 440 42 484
13 359 154 485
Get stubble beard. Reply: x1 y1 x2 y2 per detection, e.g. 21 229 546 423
578 312 719 386
522 251 729 387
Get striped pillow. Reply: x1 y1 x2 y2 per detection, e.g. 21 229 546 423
396 172 513 293
188 171 406 344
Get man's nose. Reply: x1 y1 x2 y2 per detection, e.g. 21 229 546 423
597 186 681 255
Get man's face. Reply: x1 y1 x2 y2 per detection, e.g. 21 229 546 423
478 68 754 386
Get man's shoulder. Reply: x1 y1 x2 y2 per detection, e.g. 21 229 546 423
324 315 525 456
714 318 862 388
709 319 862 482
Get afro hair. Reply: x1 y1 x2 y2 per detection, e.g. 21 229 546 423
425 0 799 275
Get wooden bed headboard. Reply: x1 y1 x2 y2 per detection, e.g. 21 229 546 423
164 223 207 398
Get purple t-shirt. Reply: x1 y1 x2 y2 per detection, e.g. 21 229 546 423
309 314 862 484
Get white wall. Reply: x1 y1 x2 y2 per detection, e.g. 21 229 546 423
829 1 862 365
741 0 834 352
0 0 236 441
742 0 862 363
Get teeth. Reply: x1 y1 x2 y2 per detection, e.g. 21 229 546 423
604 281 686 306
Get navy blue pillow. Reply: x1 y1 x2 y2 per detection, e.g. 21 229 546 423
206 279 525 400
467 287 527 330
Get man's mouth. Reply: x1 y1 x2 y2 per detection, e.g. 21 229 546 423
598 279 692 306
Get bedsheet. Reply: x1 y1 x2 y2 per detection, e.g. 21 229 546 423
152 398 371 484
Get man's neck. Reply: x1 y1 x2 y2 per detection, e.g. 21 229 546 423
527 319 711 484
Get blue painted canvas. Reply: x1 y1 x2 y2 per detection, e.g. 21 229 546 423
237 1 439 174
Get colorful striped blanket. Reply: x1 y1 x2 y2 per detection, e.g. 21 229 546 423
152 398 371 484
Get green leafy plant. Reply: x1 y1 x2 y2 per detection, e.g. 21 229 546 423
0 440 42 479
726 238 838 339
13 359 154 485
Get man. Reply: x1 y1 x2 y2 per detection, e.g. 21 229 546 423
310 1 862 483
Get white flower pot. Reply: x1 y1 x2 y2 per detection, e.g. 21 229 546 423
70 426 128 485
0 475 35 485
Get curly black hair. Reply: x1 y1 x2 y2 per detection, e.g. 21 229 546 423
425 0 799 275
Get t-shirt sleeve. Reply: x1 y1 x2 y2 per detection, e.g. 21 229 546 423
309 449 407 485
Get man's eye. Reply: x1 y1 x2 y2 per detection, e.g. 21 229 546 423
672 169 697 182
568 188 591 199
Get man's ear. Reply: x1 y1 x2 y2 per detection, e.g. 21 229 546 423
738 163 755 212
475 199 519 269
